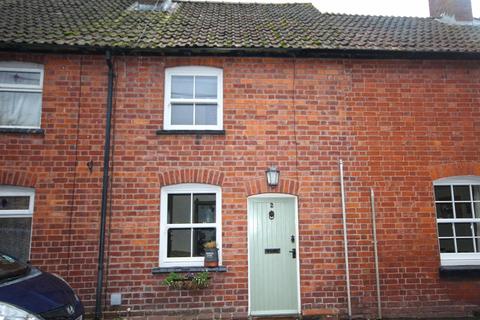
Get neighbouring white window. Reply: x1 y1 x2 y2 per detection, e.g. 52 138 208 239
160 184 222 267
434 176 480 266
0 62 44 128
164 66 223 130
0 186 35 262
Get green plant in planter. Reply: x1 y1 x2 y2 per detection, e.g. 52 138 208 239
192 271 209 288
163 272 185 288
162 271 210 290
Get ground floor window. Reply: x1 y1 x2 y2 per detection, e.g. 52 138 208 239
160 184 221 267
0 186 34 261
434 176 480 266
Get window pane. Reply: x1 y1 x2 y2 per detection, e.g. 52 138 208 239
0 92 41 127
475 203 480 218
438 223 453 237
473 185 480 201
0 196 29 210
476 238 480 252
439 239 455 253
192 228 216 257
455 203 472 218
167 194 191 224
167 228 191 257
171 103 193 125
474 223 480 237
0 217 32 262
0 71 40 86
456 238 474 252
195 76 217 99
434 186 451 201
454 185 471 201
171 76 193 99
195 104 217 125
193 194 216 223
436 203 453 219
455 223 472 237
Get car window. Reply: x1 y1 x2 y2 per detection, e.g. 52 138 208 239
0 253 29 282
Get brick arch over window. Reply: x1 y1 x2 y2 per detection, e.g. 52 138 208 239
159 168 225 187
244 177 299 197
0 170 36 187
429 162 480 180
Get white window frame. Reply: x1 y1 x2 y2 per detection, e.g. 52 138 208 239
159 183 222 267
0 185 35 217
164 66 223 130
434 176 480 266
0 186 35 260
0 62 44 129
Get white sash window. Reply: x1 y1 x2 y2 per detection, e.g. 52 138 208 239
0 62 44 128
164 66 223 130
160 184 222 267
434 176 480 266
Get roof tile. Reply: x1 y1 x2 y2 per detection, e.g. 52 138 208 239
1 0 480 53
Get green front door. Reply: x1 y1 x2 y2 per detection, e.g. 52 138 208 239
248 196 299 316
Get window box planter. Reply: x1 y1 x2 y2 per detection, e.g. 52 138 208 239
162 271 210 290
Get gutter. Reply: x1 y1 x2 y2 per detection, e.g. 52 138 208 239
94 50 115 320
1 42 480 60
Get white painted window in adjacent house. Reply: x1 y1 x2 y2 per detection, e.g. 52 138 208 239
0 62 44 128
434 176 480 266
164 66 223 130
160 184 222 267
0 186 35 262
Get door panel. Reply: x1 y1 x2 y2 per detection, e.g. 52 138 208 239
248 197 299 316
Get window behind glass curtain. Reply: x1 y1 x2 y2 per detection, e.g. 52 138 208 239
0 62 44 128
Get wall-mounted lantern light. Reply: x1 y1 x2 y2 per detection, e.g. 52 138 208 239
266 166 280 188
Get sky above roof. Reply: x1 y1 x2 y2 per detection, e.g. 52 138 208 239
195 0 480 17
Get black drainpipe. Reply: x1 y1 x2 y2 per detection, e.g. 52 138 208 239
95 50 115 320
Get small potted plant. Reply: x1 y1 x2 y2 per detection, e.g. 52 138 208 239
203 240 219 267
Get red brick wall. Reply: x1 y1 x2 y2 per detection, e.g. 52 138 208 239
1 52 480 319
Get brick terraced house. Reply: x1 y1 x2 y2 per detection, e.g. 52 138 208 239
1 0 480 318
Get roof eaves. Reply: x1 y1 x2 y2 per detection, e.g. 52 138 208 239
2 41 480 60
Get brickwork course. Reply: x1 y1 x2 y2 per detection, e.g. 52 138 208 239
1 0 480 319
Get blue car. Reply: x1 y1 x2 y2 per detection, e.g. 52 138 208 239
0 252 84 320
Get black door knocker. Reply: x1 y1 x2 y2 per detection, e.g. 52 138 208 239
269 210 275 220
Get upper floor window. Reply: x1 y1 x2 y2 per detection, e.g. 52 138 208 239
160 184 222 267
0 186 35 262
434 176 480 266
0 62 44 129
164 66 223 130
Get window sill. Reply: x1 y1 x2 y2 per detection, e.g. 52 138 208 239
0 128 45 135
156 129 225 135
439 265 480 278
152 266 227 274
